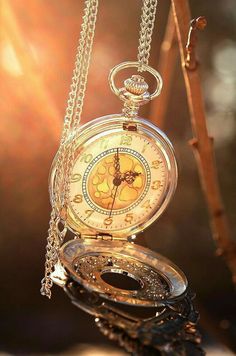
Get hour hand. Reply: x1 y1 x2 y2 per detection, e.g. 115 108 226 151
121 171 141 184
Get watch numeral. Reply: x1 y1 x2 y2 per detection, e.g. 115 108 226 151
120 135 132 146
85 210 94 218
151 160 162 169
142 199 151 210
125 213 134 223
80 153 93 163
100 138 109 149
71 173 82 183
73 194 83 203
151 180 162 190
104 217 113 226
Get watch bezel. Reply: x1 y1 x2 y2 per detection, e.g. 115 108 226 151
49 114 178 238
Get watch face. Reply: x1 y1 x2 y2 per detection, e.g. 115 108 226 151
50 115 177 237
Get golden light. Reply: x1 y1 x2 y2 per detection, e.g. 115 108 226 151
1 40 23 76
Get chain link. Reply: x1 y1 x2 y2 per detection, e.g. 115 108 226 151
137 0 158 71
41 0 99 298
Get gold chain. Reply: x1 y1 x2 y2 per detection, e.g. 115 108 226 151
138 0 158 71
41 0 99 298
41 0 158 298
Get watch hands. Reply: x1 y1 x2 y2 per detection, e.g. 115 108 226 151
108 184 119 218
120 171 141 184
107 148 122 212
113 148 122 184
107 148 142 214
113 148 142 185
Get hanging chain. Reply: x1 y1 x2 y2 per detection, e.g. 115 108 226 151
137 0 158 71
41 0 99 298
62 0 99 211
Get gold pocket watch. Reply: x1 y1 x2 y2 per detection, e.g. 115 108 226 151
49 62 187 306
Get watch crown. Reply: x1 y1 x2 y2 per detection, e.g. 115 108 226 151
124 75 149 95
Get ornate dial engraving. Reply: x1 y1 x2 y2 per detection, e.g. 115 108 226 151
83 148 151 215
68 130 168 232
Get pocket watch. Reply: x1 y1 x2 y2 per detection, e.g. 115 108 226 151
50 62 188 307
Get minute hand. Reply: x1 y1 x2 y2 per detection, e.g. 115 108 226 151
108 184 119 218
114 148 121 177
108 149 122 215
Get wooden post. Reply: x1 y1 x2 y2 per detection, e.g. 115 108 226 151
168 0 236 282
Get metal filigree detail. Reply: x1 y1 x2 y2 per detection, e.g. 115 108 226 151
73 253 170 302
60 239 187 306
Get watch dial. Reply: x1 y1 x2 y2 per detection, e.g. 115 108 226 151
68 128 173 234
86 148 150 214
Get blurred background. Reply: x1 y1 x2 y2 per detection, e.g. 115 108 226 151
0 0 236 354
